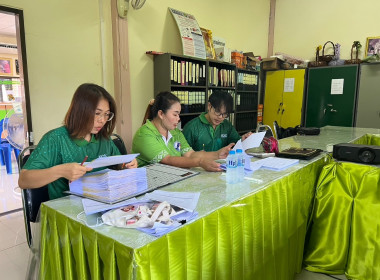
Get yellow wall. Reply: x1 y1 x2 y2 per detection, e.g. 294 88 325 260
1 0 114 142
274 0 380 61
126 0 270 134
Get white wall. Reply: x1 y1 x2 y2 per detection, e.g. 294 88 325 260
1 0 115 142
126 0 270 134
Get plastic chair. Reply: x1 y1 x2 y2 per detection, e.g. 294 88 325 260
0 118 21 173
18 145 50 248
111 133 128 155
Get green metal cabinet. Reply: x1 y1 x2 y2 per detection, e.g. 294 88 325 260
356 63 380 129
305 65 359 128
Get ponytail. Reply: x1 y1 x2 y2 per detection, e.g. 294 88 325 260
142 99 155 125
142 92 180 125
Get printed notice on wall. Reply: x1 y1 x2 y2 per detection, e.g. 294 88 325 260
331 79 344 95
169 8 206 59
284 78 295 92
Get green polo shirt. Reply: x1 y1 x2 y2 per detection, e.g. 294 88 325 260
131 120 192 166
182 112 241 151
23 126 120 200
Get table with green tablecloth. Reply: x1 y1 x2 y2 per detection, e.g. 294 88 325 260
32 126 380 280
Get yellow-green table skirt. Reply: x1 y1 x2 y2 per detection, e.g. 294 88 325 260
304 161 380 279
38 158 327 280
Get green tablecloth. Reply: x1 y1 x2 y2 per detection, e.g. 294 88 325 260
304 134 380 280
34 126 380 279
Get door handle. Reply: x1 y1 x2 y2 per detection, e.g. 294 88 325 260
327 104 333 107
330 109 337 113
324 108 326 115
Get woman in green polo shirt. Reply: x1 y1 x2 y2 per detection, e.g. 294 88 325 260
18 83 137 199
132 91 233 172
183 90 252 152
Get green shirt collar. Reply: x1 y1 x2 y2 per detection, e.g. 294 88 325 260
73 134 99 147
145 119 162 137
200 112 212 125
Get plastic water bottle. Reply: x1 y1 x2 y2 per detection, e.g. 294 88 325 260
236 149 245 182
226 151 237 184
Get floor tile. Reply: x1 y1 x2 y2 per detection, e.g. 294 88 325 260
0 158 22 214
0 242 29 280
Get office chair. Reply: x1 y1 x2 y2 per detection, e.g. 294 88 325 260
18 145 50 248
111 133 128 155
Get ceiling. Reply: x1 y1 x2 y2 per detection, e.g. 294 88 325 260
0 12 17 55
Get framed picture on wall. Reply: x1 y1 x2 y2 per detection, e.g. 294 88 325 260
365 36 380 57
0 58 13 76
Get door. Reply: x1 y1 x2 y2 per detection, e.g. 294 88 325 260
305 65 358 127
281 69 306 128
305 67 331 127
327 65 358 127
263 70 284 133
356 63 380 129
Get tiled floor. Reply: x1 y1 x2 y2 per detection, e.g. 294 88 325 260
0 152 22 215
0 211 29 279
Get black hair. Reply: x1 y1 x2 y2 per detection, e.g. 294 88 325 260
208 90 233 114
142 91 180 124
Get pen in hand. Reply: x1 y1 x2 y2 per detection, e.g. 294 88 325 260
80 156 88 166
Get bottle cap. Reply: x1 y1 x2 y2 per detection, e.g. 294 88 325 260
236 149 243 153
229 151 236 155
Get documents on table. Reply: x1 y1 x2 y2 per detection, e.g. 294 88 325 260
233 132 266 152
250 157 299 171
144 190 200 212
70 167 148 204
82 154 139 169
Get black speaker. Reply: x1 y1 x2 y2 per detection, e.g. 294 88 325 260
333 143 380 164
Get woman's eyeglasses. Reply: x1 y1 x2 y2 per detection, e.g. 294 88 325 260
212 107 229 118
95 111 114 122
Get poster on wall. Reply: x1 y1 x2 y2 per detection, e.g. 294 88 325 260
169 8 206 59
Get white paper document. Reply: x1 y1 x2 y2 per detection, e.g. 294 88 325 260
70 167 148 204
284 78 295 92
83 154 139 169
144 190 200 212
331 79 344 95
253 157 299 171
233 132 266 152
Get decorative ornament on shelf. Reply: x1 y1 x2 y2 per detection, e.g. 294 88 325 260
345 40 362 64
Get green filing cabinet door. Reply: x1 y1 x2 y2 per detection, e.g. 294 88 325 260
281 69 306 128
305 67 331 127
327 65 358 127
263 70 284 134
305 65 358 127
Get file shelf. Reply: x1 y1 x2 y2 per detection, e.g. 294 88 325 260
153 53 259 132
235 68 259 133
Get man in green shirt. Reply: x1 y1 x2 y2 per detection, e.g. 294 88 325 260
183 90 252 151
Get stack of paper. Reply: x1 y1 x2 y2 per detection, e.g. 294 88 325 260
70 168 148 203
252 157 299 171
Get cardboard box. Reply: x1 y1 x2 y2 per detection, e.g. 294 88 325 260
261 57 284 70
